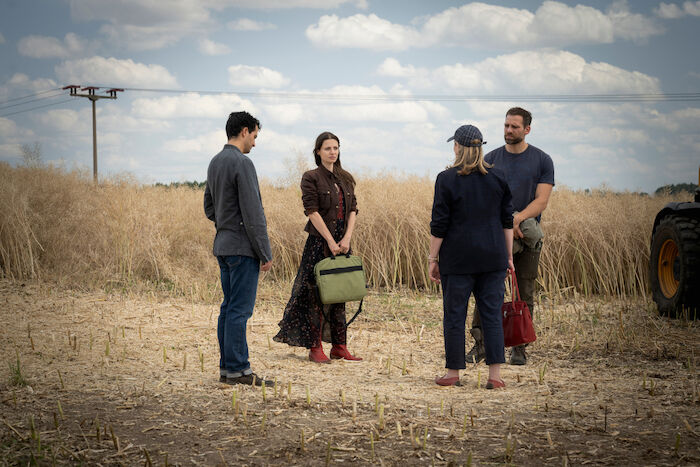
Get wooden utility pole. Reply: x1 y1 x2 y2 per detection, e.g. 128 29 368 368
63 85 123 182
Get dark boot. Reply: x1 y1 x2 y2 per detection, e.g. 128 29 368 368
509 345 527 365
466 327 485 363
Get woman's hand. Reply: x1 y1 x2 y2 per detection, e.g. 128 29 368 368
338 236 351 254
429 261 441 284
506 257 515 278
327 239 342 256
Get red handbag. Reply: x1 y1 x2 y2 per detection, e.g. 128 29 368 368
502 271 536 347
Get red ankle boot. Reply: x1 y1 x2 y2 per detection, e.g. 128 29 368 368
330 344 362 361
309 343 331 363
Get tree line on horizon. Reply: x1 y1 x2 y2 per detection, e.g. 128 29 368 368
154 180 699 196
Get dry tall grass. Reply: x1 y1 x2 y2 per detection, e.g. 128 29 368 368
0 163 685 300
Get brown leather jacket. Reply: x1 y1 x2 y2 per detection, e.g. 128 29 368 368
300 165 358 238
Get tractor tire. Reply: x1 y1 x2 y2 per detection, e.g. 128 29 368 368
649 215 700 319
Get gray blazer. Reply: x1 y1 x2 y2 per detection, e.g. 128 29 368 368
204 144 272 263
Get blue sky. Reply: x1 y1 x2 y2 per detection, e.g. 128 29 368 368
1 0 699 193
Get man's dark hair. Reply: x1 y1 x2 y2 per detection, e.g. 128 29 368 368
506 107 532 127
226 111 261 139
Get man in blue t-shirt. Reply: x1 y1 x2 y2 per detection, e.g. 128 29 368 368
467 107 555 366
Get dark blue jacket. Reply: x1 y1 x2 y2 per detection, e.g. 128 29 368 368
430 167 513 274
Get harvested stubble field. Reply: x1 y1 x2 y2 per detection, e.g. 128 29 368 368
1 164 699 465
1 278 698 466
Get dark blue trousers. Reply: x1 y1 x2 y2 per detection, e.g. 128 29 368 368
441 271 506 368
217 255 260 375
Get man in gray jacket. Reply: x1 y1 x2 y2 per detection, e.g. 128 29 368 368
204 111 273 386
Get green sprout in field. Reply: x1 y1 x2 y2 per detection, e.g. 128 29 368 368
8 349 28 387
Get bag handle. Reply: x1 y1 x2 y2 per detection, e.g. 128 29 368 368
327 253 352 260
508 270 522 302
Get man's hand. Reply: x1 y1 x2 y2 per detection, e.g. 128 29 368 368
261 260 272 272
429 261 441 284
513 212 525 239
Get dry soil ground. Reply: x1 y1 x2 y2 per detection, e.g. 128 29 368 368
1 278 699 466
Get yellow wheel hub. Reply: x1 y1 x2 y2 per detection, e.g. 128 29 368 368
658 239 679 299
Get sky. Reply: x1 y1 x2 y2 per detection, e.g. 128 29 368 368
1 0 699 193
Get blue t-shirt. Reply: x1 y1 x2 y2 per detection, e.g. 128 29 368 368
484 144 554 221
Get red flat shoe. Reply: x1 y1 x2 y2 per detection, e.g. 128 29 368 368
435 375 461 386
485 378 506 389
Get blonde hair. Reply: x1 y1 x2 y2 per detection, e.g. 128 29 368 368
450 141 491 175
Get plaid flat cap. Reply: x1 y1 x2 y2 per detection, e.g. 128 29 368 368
447 124 486 147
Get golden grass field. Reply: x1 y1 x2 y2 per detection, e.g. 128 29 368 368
0 163 683 298
1 164 698 465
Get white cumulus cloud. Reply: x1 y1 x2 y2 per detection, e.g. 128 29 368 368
131 93 256 120
6 73 59 91
164 129 224 154
383 51 661 95
208 0 367 9
198 38 231 55
261 103 308 125
18 33 90 59
307 1 663 50
228 65 290 88
292 85 451 123
69 0 212 50
306 14 421 50
0 32 5 44
227 18 276 31
377 58 417 78
34 109 83 132
655 1 700 17
67 0 366 50
55 56 178 88
686 1 700 15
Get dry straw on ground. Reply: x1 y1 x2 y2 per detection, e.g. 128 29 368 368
0 163 687 300
1 164 698 465
1 280 698 465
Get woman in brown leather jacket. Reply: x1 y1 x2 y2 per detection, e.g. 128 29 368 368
273 131 362 363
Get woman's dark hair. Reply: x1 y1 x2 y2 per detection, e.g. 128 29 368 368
226 111 261 139
313 131 356 189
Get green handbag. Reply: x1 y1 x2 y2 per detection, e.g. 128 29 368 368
314 254 367 305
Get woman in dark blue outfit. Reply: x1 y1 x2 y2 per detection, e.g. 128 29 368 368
429 124 514 388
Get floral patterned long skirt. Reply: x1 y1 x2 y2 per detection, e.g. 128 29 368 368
273 221 347 348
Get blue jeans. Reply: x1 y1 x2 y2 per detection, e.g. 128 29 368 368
441 271 506 368
217 255 260 374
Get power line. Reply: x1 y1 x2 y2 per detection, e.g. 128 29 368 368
0 91 67 111
0 98 78 118
93 86 700 103
0 88 63 104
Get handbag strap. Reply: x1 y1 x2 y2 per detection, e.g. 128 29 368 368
509 270 522 302
346 299 363 327
319 299 364 328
